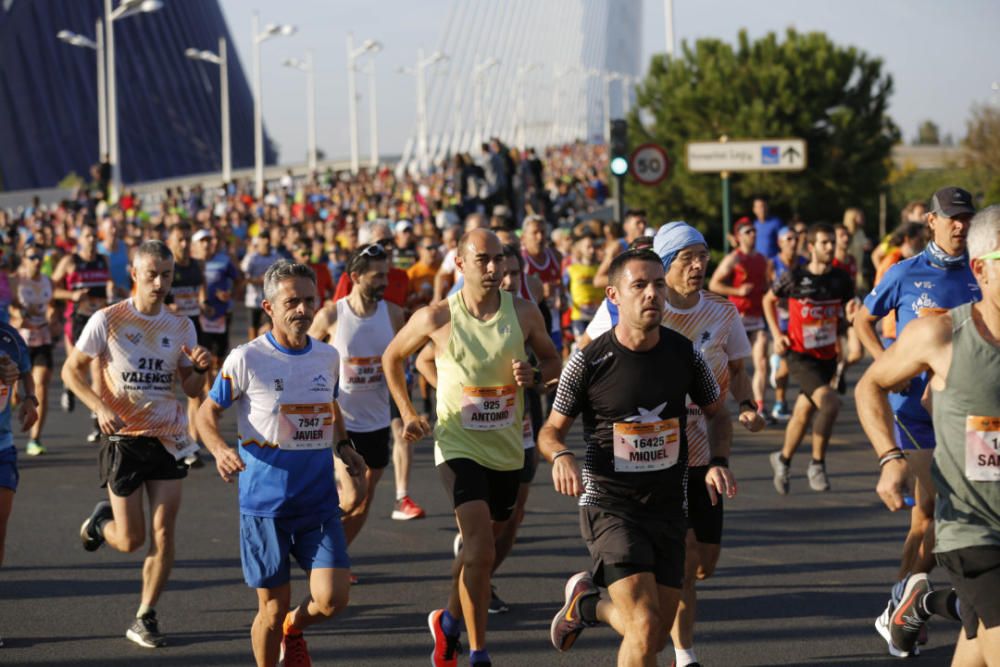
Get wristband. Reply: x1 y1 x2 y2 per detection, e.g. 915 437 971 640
879 450 906 468
738 399 757 413
709 456 729 468
335 439 356 456
193 364 210 374
23 395 39 407
551 449 575 463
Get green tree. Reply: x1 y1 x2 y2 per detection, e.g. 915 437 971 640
915 120 940 145
626 29 899 245
964 103 1000 202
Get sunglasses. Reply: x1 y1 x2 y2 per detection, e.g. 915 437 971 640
977 250 1000 261
25 255 41 261
358 243 387 259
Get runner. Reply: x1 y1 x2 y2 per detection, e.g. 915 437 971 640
710 217 771 420
854 186 980 650
856 204 1000 664
382 229 561 667
165 222 207 462
10 244 54 456
0 326 37 648
242 232 280 340
193 228 240 378
307 243 404 547
541 248 735 665
762 223 854 493
51 222 112 440
521 215 566 353
583 222 763 667
593 209 649 289
831 223 864 394
767 226 805 422
197 259 367 667
64 240 211 648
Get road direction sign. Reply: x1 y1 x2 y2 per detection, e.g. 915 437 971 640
630 143 670 185
686 138 807 173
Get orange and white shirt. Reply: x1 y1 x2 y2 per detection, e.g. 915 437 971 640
75 299 196 442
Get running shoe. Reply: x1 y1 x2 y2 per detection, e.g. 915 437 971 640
126 611 166 648
890 573 929 657
550 571 599 652
428 609 461 667
769 353 780 389
80 500 113 551
392 495 426 520
770 401 791 422
60 390 74 413
279 628 312 667
453 532 463 558
488 586 509 615
769 451 790 495
806 461 831 492
86 429 101 443
762 410 778 426
874 598 899 656
25 440 45 456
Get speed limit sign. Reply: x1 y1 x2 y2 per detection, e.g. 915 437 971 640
630 144 670 185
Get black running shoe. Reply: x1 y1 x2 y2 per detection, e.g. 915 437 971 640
126 612 166 648
488 586 509 614
80 500 112 552
889 573 929 657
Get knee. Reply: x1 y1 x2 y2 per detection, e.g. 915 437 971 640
629 612 668 654
258 599 290 630
313 589 349 618
461 537 495 571
120 532 146 553
816 389 840 412
150 523 174 550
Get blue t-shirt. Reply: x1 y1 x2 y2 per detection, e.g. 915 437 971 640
0 323 30 451
203 251 239 318
863 250 981 420
98 241 131 294
754 217 783 259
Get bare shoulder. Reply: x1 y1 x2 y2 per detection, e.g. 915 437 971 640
513 295 543 324
412 299 452 331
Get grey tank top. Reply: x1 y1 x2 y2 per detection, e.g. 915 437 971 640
931 302 1000 552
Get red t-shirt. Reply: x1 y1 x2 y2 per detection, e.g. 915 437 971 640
333 268 409 308
727 250 768 317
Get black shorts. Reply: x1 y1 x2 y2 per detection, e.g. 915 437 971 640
786 351 837 397
519 446 538 484
580 505 686 589
98 435 189 497
28 344 53 370
250 307 270 331
686 466 724 545
936 545 1000 639
198 313 232 360
348 427 391 470
70 312 92 345
438 457 520 522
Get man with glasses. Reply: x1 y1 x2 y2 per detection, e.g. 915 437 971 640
853 186 981 654
711 217 772 420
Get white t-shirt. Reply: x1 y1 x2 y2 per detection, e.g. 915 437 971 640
75 299 197 444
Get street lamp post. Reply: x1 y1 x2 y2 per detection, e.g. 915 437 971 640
473 57 499 150
184 37 230 183
367 58 379 169
252 13 296 198
105 0 163 199
57 20 107 160
602 71 623 143
284 50 317 175
516 63 542 151
346 35 382 175
414 49 448 173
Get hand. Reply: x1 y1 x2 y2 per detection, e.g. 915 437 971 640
213 446 246 483
0 354 18 385
96 405 125 435
72 288 88 303
552 454 583 497
876 458 910 511
402 415 432 443
736 283 754 297
17 400 37 432
215 289 231 302
339 446 368 478
512 359 534 387
181 344 212 371
773 334 791 355
739 408 765 432
705 465 737 505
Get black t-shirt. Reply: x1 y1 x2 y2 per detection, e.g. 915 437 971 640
553 326 720 516
771 265 853 360
167 259 204 318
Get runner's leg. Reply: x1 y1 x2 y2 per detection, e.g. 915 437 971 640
288 567 351 630
140 478 182 609
453 500 497 651
670 531 721 653
781 393 815 460
29 365 50 441
492 482 530 572
751 330 768 408
0 488 12 567
597 573 676 666
252 583 290 667
899 449 936 578
808 385 840 461
340 465 384 545
103 486 148 553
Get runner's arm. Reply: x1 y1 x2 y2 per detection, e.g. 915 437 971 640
51 255 82 301
538 410 583 497
307 304 336 342
728 357 765 432
762 290 785 349
515 298 561 388
333 400 366 477
592 240 618 289
61 347 122 433
415 342 437 389
708 255 740 296
195 397 246 483
382 303 447 440
853 304 885 360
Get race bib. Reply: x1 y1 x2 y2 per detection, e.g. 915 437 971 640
276 403 334 450
461 385 516 431
342 356 384 392
172 289 199 317
522 413 534 449
965 415 1000 482
918 307 948 318
159 433 199 461
802 319 837 349
612 418 681 472
199 314 226 334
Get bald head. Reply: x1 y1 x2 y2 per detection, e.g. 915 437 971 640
458 228 503 260
456 228 505 291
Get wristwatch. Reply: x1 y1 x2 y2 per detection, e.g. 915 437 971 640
335 439 356 456
23 395 39 407
738 399 757 413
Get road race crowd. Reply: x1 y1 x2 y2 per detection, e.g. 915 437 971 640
0 140 997 667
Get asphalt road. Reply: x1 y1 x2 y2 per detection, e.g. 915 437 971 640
0 344 957 666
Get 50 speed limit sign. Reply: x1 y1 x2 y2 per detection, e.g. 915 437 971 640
630 144 670 185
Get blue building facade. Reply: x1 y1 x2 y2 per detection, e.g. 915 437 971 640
0 0 276 190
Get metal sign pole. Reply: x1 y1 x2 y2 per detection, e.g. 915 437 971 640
721 170 731 253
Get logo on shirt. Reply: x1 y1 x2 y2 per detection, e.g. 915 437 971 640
311 374 330 392
590 351 614 367
801 276 812 286
161 336 171 348
700 330 711 344
125 332 142 345
913 281 935 289
274 378 284 392
912 293 939 313
499 323 511 335
625 402 668 423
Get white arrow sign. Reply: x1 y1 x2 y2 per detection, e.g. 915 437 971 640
686 138 807 173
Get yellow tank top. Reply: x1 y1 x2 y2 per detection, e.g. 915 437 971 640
434 290 525 470
567 263 602 320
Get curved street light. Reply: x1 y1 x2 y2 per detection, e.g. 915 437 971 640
283 51 318 174
184 38 230 183
251 13 297 197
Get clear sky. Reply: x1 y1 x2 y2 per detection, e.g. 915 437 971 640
219 0 998 165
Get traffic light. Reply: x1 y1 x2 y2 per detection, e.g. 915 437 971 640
610 119 629 176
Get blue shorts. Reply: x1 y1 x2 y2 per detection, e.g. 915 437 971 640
550 328 563 352
894 414 935 451
0 447 17 491
240 512 350 589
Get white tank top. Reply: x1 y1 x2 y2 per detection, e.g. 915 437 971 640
332 298 394 432
16 275 53 347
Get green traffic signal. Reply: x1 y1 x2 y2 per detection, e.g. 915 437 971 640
610 156 629 176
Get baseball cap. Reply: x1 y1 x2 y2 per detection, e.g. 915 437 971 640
192 229 211 242
394 220 414 234
733 217 755 234
930 186 975 218
777 225 795 240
